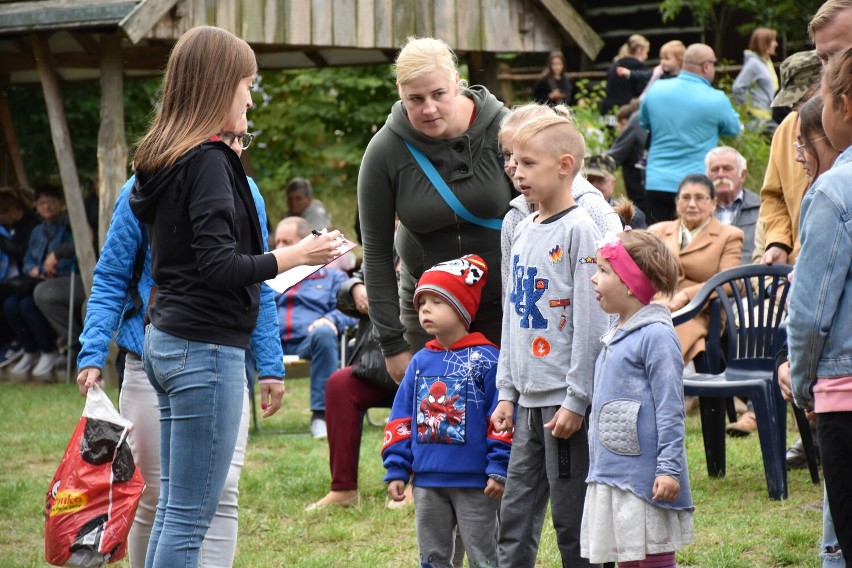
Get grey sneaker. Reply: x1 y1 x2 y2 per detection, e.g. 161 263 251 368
310 416 328 439
0 347 24 369
785 438 819 469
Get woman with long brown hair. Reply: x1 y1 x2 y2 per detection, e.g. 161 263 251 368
126 26 340 566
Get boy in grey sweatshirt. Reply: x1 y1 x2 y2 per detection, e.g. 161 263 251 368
491 113 609 567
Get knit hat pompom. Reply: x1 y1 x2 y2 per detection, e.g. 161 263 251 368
413 254 488 329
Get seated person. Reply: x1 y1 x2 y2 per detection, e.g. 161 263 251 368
274 216 355 438
649 174 744 367
705 146 761 265
584 154 647 229
306 268 398 511
285 177 331 231
4 184 73 379
0 187 39 367
33 185 98 356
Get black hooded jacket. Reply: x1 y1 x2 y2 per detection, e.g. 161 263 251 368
129 142 278 348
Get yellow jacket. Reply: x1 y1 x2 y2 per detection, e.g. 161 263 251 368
758 111 809 263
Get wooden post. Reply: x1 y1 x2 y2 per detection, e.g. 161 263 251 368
0 85 30 189
467 52 501 100
31 34 96 294
97 33 127 250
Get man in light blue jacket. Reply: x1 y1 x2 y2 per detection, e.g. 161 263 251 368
640 43 741 224
76 133 284 567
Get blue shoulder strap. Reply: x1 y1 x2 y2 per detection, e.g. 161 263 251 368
404 141 502 230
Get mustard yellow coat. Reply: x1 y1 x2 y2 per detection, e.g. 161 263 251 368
649 218 745 362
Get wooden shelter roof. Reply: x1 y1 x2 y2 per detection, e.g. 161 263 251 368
0 0 603 83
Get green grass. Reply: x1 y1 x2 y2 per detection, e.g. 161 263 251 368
0 379 824 567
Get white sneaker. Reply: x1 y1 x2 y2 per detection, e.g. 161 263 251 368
9 352 39 376
310 416 328 439
32 351 63 379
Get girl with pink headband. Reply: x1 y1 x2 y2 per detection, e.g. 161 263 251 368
583 228 695 568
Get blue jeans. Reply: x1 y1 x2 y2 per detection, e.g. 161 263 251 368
3 292 56 353
142 325 245 568
822 483 845 567
282 324 338 412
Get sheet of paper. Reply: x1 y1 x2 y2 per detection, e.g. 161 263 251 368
264 237 357 294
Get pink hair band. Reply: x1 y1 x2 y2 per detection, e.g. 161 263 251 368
599 240 657 304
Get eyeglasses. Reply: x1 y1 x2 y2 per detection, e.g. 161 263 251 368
497 150 513 167
793 136 827 158
677 193 713 204
219 131 254 150
701 59 717 66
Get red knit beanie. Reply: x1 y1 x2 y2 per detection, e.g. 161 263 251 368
413 254 488 330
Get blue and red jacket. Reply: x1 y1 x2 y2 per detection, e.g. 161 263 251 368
274 268 355 345
382 333 512 488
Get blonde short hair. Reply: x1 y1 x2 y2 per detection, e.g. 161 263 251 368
499 103 575 140
513 115 585 176
394 37 461 87
808 0 852 39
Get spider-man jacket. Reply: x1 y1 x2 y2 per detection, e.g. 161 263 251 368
382 332 512 488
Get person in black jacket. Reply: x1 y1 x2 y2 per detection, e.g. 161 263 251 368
532 51 573 106
600 35 651 116
107 26 340 567
0 186 38 368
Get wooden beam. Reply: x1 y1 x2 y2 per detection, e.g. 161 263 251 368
70 31 101 60
119 0 179 44
97 32 127 251
533 0 604 61
304 50 328 67
30 33 96 295
0 86 29 188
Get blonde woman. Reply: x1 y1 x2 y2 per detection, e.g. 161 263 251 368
125 26 340 566
358 37 513 382
601 34 651 115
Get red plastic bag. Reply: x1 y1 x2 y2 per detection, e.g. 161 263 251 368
44 385 145 567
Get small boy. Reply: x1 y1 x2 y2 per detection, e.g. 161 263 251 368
491 114 610 567
382 254 511 568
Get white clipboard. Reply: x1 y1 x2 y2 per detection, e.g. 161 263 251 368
264 235 357 294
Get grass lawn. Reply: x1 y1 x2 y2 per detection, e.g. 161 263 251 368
0 378 824 567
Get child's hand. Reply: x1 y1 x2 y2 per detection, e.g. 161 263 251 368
544 407 583 439
387 480 407 502
652 475 680 502
491 401 515 432
484 478 504 500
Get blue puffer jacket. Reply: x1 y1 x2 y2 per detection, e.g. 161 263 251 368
78 176 285 379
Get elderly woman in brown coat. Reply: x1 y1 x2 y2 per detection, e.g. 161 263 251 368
649 173 744 364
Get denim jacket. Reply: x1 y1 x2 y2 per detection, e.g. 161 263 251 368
23 215 74 277
78 176 285 379
788 147 852 410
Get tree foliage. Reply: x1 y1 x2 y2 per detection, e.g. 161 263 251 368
659 0 824 53
5 78 159 189
248 65 398 225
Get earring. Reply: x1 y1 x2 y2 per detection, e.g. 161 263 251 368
627 290 632 296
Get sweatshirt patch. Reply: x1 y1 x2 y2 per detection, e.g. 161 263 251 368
383 418 411 452
416 376 466 444
532 336 551 357
548 244 564 263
